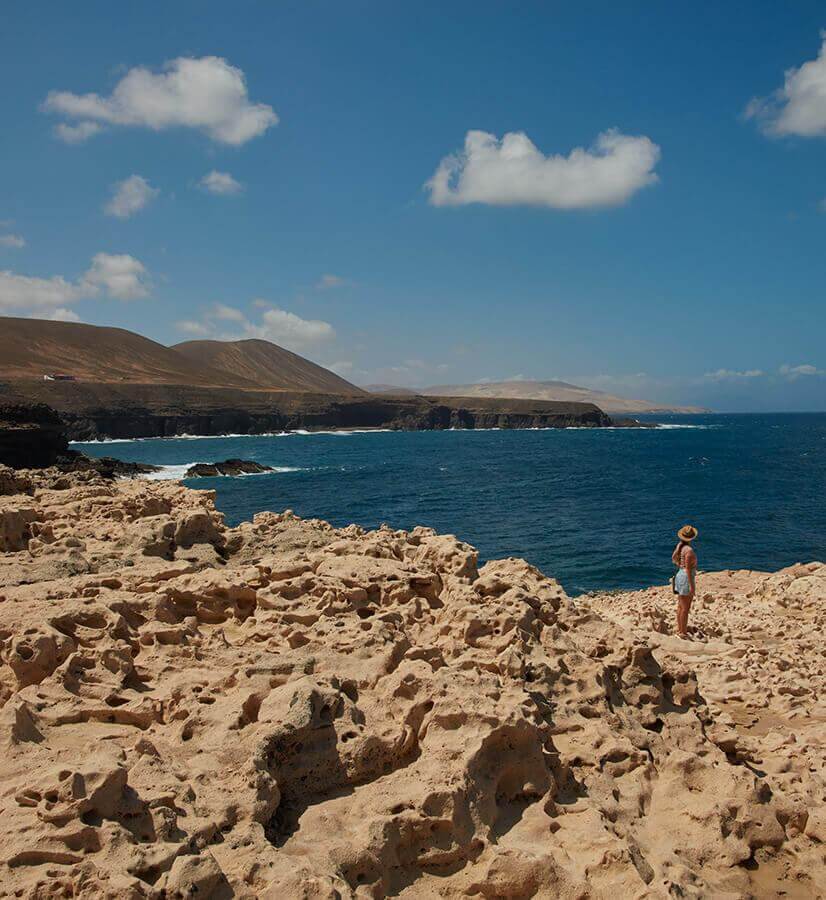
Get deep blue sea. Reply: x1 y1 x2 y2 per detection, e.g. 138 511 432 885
75 413 826 595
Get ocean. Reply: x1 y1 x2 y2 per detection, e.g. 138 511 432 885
75 413 826 595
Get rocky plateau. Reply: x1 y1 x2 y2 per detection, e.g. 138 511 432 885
0 467 823 898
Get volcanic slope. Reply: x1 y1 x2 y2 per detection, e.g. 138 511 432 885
424 379 706 414
173 339 363 394
0 317 253 388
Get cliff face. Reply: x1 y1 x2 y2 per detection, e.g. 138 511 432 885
0 381 612 440
0 402 68 467
0 467 821 897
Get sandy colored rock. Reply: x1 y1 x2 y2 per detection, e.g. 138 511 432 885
0 469 823 898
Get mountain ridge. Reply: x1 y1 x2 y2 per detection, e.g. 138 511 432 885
0 317 360 395
172 338 362 394
420 379 708 414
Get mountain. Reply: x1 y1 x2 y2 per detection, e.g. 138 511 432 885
0 317 361 395
172 339 363 394
361 384 419 395
0 317 252 387
423 379 707 414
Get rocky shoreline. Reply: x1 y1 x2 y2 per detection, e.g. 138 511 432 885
0 466 822 897
0 381 635 443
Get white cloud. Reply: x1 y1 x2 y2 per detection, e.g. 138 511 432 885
328 360 354 375
704 368 765 381
81 253 150 299
316 274 346 290
46 307 81 322
426 128 660 209
0 271 85 312
0 234 25 248
253 307 335 347
175 303 336 352
199 170 243 195
745 33 826 137
43 56 278 145
0 252 150 317
104 175 159 218
55 121 103 143
211 302 247 322
175 319 211 336
779 363 824 378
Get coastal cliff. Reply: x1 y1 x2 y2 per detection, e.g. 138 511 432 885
0 402 68 467
0 467 822 897
0 381 613 441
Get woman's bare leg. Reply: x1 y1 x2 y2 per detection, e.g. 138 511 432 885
677 597 692 637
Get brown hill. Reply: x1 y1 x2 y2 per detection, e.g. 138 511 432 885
173 339 363 394
0 317 253 387
362 383 419 395
424 379 707 414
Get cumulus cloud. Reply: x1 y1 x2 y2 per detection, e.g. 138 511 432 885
46 307 81 322
55 121 103 143
104 175 159 218
174 303 335 352
175 319 211 336
253 307 335 347
80 253 150 299
703 365 825 382
704 368 765 380
0 271 84 312
426 128 660 209
199 170 243 195
745 33 826 137
779 363 825 378
43 56 278 145
211 302 247 322
0 234 25 249
0 252 150 316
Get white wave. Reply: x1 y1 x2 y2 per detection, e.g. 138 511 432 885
69 437 138 445
72 428 398 445
142 464 198 481
73 423 714 450
290 428 395 436
141 463 305 481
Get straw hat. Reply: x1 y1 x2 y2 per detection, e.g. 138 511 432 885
677 524 698 541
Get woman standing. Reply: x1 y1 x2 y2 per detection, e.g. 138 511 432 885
672 525 698 638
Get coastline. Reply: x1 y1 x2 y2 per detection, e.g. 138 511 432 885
0 380 635 441
0 464 822 896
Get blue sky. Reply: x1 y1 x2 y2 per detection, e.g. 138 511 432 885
1 1 825 411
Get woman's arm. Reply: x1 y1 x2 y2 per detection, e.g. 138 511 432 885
685 547 697 594
671 542 682 565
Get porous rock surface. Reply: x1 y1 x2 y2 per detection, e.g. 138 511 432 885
0 465 823 898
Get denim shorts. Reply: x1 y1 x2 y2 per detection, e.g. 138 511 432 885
675 568 691 596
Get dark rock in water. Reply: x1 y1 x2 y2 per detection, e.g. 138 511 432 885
612 418 657 428
55 449 160 478
185 459 273 478
0 402 68 467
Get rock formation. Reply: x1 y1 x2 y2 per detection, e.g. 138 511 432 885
0 382 615 440
185 459 273 478
0 402 68 468
0 466 822 897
